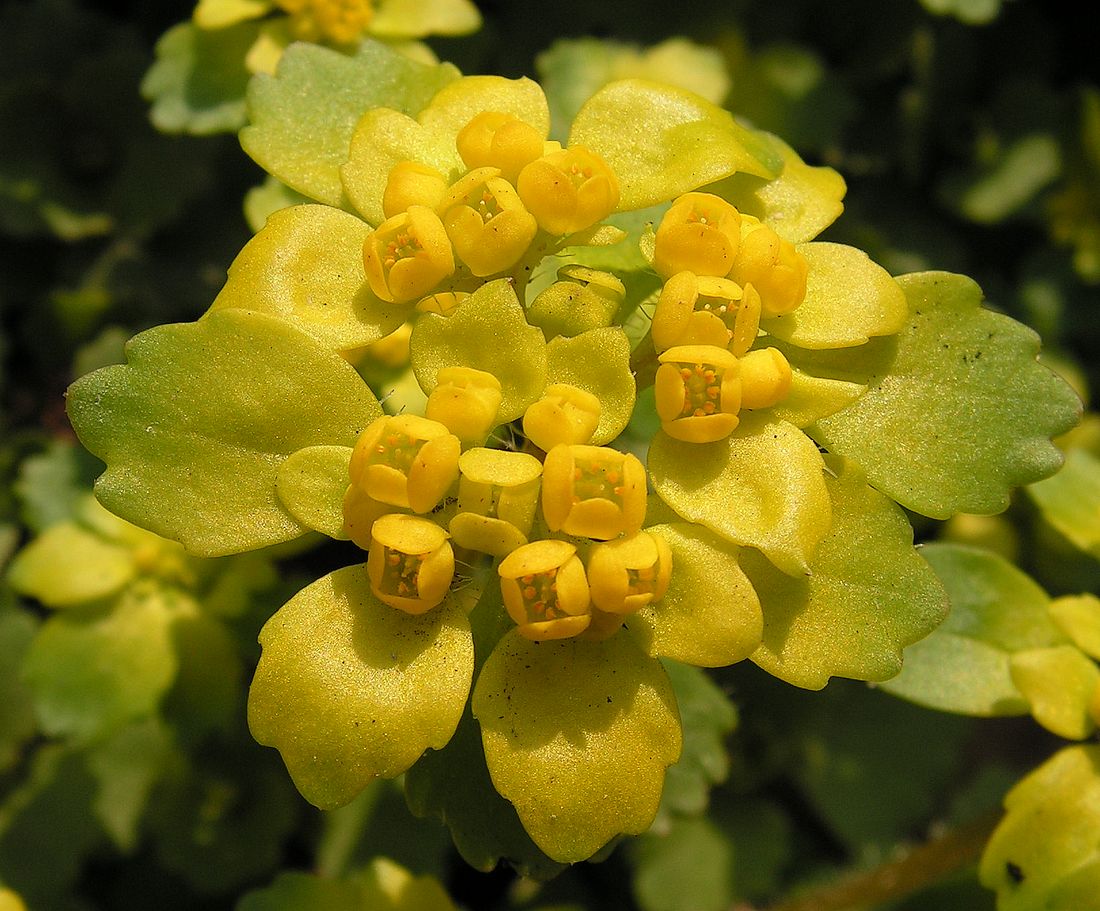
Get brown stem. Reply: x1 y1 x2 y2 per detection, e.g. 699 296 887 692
755 810 1002 911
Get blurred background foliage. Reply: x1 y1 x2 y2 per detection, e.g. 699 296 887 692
1 0 1098 908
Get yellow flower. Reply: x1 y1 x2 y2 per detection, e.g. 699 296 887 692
729 216 808 318
498 539 591 641
449 448 543 557
521 383 602 452
438 168 538 277
652 192 742 279
540 444 646 540
362 205 455 304
366 513 454 614
651 271 762 354
517 147 620 236
349 414 460 512
654 345 742 443
456 111 546 184
587 531 673 615
382 161 448 219
424 366 504 443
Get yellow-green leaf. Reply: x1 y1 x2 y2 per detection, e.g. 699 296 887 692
275 446 353 539
411 280 547 422
370 0 481 38
1028 448 1100 558
1050 594 1100 659
810 272 1081 518
473 630 681 862
67 309 381 556
648 414 831 576
767 368 865 429
881 544 1067 716
979 745 1100 911
1010 646 1100 740
208 205 406 351
761 243 908 349
241 41 460 207
248 565 473 809
632 522 762 668
745 459 949 690
568 79 781 212
7 523 135 608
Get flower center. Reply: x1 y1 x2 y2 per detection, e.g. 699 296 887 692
518 567 570 623
678 363 722 417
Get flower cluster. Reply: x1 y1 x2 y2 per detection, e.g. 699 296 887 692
68 42 1080 868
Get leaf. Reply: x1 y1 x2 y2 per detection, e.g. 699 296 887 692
1049 594 1100 659
761 243 908 349
880 543 1068 716
767 369 865 429
919 0 1005 24
1028 448 1100 558
67 309 381 557
241 41 461 207
14 440 101 533
568 79 782 212
0 608 38 773
86 718 176 851
275 445 353 539
1010 646 1100 740
979 745 1100 911
648 413 832 576
810 272 1081 518
370 0 481 38
631 522 762 668
653 661 737 823
163 607 244 738
244 175 315 233
411 280 547 422
537 37 730 141
20 582 184 741
707 133 846 243
545 328 635 445
472 629 681 863
744 458 949 690
6 522 135 608
141 21 256 135
248 565 474 809
208 204 407 352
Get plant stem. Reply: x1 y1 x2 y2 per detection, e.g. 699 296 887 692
755 810 1002 911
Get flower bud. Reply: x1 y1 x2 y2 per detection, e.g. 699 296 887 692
367 514 454 614
349 414 460 513
363 206 454 304
424 366 503 443
382 161 448 219
499 539 591 640
522 383 601 452
655 345 742 443
450 448 542 556
739 347 793 410
729 217 808 318
342 485 401 551
456 111 546 183
653 192 741 279
541 444 646 540
517 146 620 236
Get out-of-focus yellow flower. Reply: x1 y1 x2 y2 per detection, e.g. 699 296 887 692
275 0 374 45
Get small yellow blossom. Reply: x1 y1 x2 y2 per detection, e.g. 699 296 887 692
456 111 546 184
498 539 591 640
653 192 742 280
541 444 646 540
517 147 620 236
450 448 542 556
342 484 400 550
439 168 538 277
367 514 454 614
424 366 504 443
655 345 742 443
362 206 455 304
587 531 673 615
522 383 602 452
739 347 793 410
652 271 761 354
728 216 808 318
275 0 373 45
349 414 460 512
